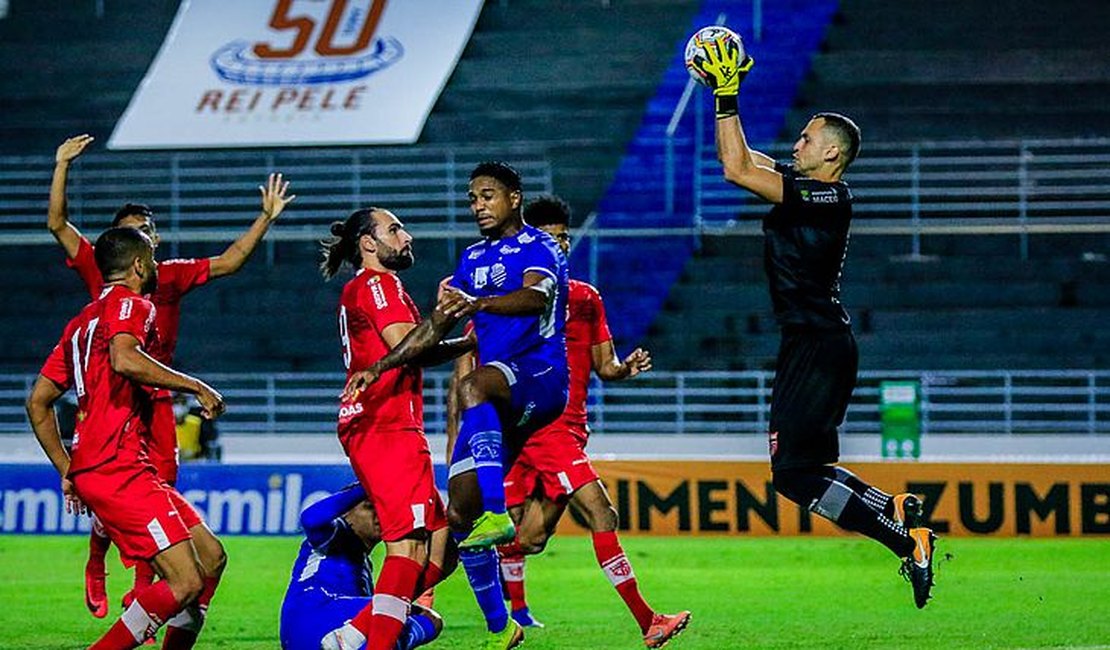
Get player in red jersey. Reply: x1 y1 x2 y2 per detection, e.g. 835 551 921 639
467 196 691 647
49 134 294 616
26 226 227 650
319 207 469 650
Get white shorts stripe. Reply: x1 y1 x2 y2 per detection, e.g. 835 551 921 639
557 471 573 493
488 361 517 386
411 503 426 530
372 593 410 623
147 517 171 551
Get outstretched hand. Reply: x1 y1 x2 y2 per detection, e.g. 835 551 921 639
195 381 226 420
56 134 94 165
623 347 653 378
260 172 296 221
436 285 479 321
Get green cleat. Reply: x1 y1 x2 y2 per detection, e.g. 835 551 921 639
460 511 516 550
483 618 524 650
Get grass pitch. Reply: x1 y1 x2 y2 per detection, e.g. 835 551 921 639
0 534 1107 649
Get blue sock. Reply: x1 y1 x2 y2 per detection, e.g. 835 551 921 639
457 540 509 633
461 403 506 515
397 613 439 650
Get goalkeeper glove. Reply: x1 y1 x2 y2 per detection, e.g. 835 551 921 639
694 35 754 118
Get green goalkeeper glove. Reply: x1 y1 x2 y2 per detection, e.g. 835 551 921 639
694 35 754 118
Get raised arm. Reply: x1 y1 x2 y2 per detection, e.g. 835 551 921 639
207 173 295 278
48 135 95 259
109 333 225 419
300 483 368 550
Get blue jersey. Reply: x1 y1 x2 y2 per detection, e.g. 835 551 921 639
451 224 568 370
284 519 372 600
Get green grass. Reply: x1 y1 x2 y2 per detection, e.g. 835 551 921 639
0 535 1107 649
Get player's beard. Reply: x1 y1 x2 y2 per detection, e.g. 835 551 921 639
378 245 414 271
140 261 159 294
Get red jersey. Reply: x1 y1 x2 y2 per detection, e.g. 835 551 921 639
39 285 159 476
67 236 210 368
337 269 424 440
545 279 612 434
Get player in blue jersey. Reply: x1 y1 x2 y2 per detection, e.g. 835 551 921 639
342 161 569 649
280 484 448 650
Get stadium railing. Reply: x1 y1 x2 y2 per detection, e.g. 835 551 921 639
0 145 554 242
2 369 1106 436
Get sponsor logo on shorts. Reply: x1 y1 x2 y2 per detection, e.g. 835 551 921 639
768 430 779 458
339 402 365 420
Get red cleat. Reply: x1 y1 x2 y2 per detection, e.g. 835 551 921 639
643 611 691 648
84 562 108 619
414 587 435 609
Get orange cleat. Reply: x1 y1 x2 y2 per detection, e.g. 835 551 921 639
644 611 691 648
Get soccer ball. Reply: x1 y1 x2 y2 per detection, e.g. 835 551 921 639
684 25 745 87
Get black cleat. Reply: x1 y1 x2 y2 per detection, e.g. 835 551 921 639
892 493 924 528
900 527 936 609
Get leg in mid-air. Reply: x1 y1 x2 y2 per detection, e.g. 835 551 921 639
453 365 519 549
772 465 936 608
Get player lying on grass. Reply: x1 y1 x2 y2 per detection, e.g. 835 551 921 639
280 483 455 650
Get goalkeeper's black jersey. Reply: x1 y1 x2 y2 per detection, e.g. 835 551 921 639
762 163 853 330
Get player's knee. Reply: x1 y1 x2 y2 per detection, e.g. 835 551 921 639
455 374 488 410
587 504 619 533
167 563 205 605
517 530 549 555
772 469 803 506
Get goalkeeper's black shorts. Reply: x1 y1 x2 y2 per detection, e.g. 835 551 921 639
768 326 858 472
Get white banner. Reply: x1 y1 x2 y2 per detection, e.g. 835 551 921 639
109 0 483 149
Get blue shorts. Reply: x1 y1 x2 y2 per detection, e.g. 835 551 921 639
488 357 568 438
280 589 368 650
449 357 568 478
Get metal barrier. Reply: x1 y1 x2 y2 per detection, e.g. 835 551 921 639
0 145 554 238
3 370 1107 436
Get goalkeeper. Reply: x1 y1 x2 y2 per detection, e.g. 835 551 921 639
692 31 939 608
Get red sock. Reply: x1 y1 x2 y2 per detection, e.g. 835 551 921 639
498 540 528 612
90 580 181 650
354 556 423 650
592 531 654 633
88 521 111 574
415 561 445 595
161 576 220 650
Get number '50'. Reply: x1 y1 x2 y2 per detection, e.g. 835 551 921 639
253 0 388 59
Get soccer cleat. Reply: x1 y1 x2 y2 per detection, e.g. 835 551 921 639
900 527 937 609
643 611 691 648
414 587 435 609
483 619 524 650
84 562 108 619
320 622 366 650
892 493 924 528
460 511 517 550
512 606 545 629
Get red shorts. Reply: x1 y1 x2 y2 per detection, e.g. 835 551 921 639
72 455 201 565
148 397 179 485
504 424 598 508
342 428 447 542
